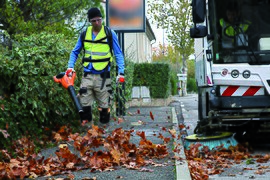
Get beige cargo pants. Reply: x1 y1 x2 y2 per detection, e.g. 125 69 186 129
79 73 112 108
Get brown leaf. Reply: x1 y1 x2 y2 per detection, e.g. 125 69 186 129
68 173 75 179
136 131 146 140
139 167 154 172
111 149 121 165
257 154 270 163
136 155 145 166
87 125 100 137
255 170 265 175
54 133 63 142
128 112 133 116
150 111 154 120
89 151 105 168
83 177 97 180
81 120 89 126
258 165 269 169
163 137 171 144
55 148 79 165
179 124 185 130
28 172 38 179
168 129 176 138
117 117 124 124
66 162 75 169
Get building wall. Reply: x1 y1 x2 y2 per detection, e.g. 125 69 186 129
124 32 154 63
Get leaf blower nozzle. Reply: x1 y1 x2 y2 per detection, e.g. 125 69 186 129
53 72 83 114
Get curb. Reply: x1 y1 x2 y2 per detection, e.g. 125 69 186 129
172 107 192 180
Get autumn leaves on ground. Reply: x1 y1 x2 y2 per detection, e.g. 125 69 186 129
1 112 270 180
0 113 176 179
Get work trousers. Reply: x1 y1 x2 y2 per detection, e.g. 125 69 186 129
79 73 112 108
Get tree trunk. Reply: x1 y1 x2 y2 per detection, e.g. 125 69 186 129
182 55 187 96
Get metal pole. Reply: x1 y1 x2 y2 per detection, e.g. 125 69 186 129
162 29 165 55
116 32 125 116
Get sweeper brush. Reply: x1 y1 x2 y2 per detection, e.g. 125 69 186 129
184 132 238 150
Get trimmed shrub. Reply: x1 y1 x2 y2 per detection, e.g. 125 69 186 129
0 32 80 147
170 71 178 95
187 78 197 93
133 63 170 98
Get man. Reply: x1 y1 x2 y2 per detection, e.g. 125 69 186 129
219 2 251 49
219 1 251 62
66 7 125 128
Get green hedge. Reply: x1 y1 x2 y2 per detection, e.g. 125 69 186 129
187 78 197 93
133 63 170 98
112 57 134 101
170 71 178 95
0 32 79 147
0 32 134 149
109 57 134 116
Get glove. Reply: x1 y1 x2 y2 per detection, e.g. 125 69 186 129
65 68 74 77
117 74 125 83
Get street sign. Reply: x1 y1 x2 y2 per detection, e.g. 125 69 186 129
177 73 187 81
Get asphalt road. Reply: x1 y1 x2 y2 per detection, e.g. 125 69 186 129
174 94 270 180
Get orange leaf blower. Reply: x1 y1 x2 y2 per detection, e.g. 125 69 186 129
53 72 83 114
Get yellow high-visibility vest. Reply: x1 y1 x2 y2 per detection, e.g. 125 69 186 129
220 19 250 48
83 26 112 70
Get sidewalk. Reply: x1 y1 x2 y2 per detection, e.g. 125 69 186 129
37 99 191 180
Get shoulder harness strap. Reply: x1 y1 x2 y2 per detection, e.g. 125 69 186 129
104 26 113 56
81 29 87 51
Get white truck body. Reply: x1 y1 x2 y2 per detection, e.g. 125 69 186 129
191 0 270 134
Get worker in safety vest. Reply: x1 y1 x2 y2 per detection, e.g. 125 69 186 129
66 7 125 129
219 1 251 49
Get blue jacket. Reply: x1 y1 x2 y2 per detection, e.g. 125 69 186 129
68 28 125 74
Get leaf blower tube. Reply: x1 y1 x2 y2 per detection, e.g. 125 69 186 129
53 72 83 114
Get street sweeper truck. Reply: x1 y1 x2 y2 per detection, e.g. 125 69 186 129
189 0 270 140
